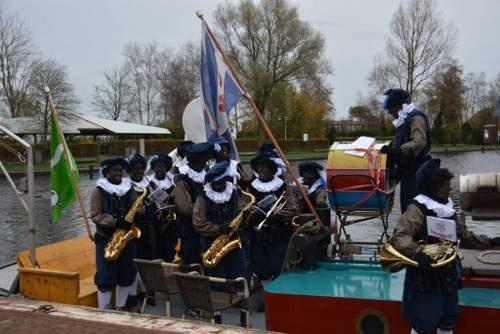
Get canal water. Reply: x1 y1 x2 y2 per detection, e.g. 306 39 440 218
1 151 499 265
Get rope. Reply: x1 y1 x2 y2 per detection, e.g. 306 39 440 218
476 250 500 265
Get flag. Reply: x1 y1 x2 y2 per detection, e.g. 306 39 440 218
50 113 78 223
200 22 244 159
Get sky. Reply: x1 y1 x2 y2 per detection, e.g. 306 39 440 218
3 0 500 119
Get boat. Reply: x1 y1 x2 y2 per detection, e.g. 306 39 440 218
264 139 500 334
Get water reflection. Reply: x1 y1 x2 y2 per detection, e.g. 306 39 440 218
1 151 499 264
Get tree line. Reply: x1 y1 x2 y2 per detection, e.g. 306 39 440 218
0 7 79 142
347 0 499 145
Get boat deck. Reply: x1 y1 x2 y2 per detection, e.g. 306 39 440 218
266 261 500 308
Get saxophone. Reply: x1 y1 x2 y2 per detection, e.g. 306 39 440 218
104 188 148 261
202 188 256 269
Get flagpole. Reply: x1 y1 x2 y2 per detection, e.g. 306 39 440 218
44 87 94 241
196 11 324 228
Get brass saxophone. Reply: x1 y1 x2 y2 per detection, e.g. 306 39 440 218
202 188 256 269
104 187 148 261
380 238 458 273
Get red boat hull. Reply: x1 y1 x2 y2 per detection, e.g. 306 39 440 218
265 291 500 334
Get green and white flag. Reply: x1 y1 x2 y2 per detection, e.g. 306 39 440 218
50 114 78 223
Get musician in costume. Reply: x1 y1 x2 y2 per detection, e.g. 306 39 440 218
126 154 151 259
172 142 213 265
391 159 500 334
170 140 193 175
246 152 297 282
258 142 287 178
90 157 138 310
298 161 330 225
380 88 431 213
147 153 177 262
193 160 250 326
209 136 251 188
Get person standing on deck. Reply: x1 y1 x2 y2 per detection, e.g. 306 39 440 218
90 157 140 311
298 161 330 225
193 160 250 326
124 154 149 311
209 136 251 189
390 159 500 334
245 153 297 284
147 153 177 262
380 88 431 213
126 154 151 260
171 142 213 265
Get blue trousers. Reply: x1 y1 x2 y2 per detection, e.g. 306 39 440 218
402 264 460 332
181 235 201 265
400 170 417 213
248 230 289 280
94 234 137 291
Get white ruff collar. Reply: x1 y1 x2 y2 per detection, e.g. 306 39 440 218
96 178 131 197
414 194 455 218
128 176 149 190
307 178 323 195
204 182 235 204
179 164 206 184
392 103 416 128
251 176 284 193
149 173 175 190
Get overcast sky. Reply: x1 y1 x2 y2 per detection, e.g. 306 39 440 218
4 0 500 119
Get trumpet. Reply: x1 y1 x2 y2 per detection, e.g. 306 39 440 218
255 191 287 231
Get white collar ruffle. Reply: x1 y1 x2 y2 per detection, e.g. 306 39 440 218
307 178 324 195
149 172 175 190
128 176 149 191
251 176 284 193
204 182 235 204
392 103 416 128
96 178 131 197
414 194 455 218
179 164 206 184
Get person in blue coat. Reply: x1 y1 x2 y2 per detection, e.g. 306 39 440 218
90 157 138 310
391 159 500 334
380 88 432 213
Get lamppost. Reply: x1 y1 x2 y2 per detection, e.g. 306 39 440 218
278 115 289 140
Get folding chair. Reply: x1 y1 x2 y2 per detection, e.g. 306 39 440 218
174 272 250 328
133 259 203 316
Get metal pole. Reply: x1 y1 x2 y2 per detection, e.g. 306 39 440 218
284 116 288 140
0 124 37 266
26 146 36 266
196 12 324 227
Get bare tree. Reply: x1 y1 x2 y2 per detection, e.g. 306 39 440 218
214 0 332 132
369 0 457 99
0 7 35 117
156 42 200 135
123 41 161 125
92 65 131 120
463 72 488 122
28 57 80 142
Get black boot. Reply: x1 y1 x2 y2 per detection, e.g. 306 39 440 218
240 310 249 327
214 314 222 324
125 295 140 313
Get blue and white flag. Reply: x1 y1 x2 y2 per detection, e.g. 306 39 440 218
200 23 244 159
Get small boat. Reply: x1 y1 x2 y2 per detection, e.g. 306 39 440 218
264 139 500 334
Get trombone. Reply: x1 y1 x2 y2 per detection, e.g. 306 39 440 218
255 191 287 231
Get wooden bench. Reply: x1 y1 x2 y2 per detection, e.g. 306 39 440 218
17 235 97 307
